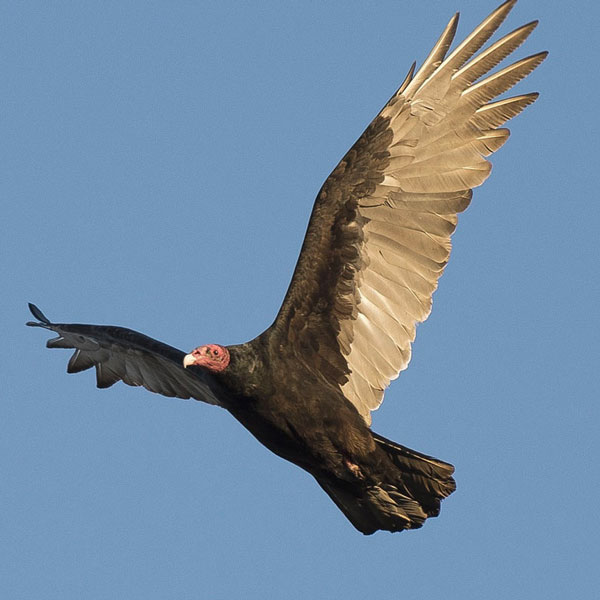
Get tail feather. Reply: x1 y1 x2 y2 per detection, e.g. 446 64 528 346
316 478 429 535
373 432 456 517
317 479 386 535
316 434 456 535
365 484 428 529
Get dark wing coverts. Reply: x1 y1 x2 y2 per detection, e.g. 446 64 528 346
27 304 220 405
268 0 545 424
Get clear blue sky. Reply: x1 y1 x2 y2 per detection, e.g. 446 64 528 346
3 1 599 598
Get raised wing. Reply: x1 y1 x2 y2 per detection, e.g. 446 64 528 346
26 303 221 405
266 1 546 424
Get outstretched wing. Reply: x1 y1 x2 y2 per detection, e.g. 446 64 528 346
27 303 221 405
266 1 546 424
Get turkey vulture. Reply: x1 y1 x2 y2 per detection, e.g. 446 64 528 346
28 1 545 534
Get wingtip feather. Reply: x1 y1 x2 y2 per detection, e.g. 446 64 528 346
403 11 459 97
27 302 52 325
397 62 416 96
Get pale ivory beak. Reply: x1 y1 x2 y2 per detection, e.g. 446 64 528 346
183 353 196 368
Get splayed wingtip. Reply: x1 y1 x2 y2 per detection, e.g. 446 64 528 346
26 302 53 328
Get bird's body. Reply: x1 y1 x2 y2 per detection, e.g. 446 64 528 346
28 1 545 534
219 341 377 478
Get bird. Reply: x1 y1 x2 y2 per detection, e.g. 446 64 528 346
27 0 545 535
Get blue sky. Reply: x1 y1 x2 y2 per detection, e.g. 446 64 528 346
3 1 599 598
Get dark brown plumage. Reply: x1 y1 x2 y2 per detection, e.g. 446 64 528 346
27 1 545 534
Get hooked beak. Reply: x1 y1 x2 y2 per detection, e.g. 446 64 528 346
183 353 197 368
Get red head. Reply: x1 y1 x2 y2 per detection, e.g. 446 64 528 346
183 344 230 372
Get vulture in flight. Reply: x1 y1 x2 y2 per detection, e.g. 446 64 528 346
28 1 545 534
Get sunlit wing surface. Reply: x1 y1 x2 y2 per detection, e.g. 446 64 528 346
269 0 546 424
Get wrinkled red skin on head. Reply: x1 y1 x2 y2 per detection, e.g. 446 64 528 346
190 344 230 372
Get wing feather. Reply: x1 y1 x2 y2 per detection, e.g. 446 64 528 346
266 2 545 423
471 93 539 128
27 304 221 406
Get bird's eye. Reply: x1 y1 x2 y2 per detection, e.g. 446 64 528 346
213 349 219 356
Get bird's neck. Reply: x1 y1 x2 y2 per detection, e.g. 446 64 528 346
215 342 271 400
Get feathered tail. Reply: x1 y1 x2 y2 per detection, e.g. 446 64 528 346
317 433 456 535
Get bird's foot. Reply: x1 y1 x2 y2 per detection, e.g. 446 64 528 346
344 458 365 479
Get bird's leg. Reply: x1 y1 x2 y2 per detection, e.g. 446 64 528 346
344 457 365 479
